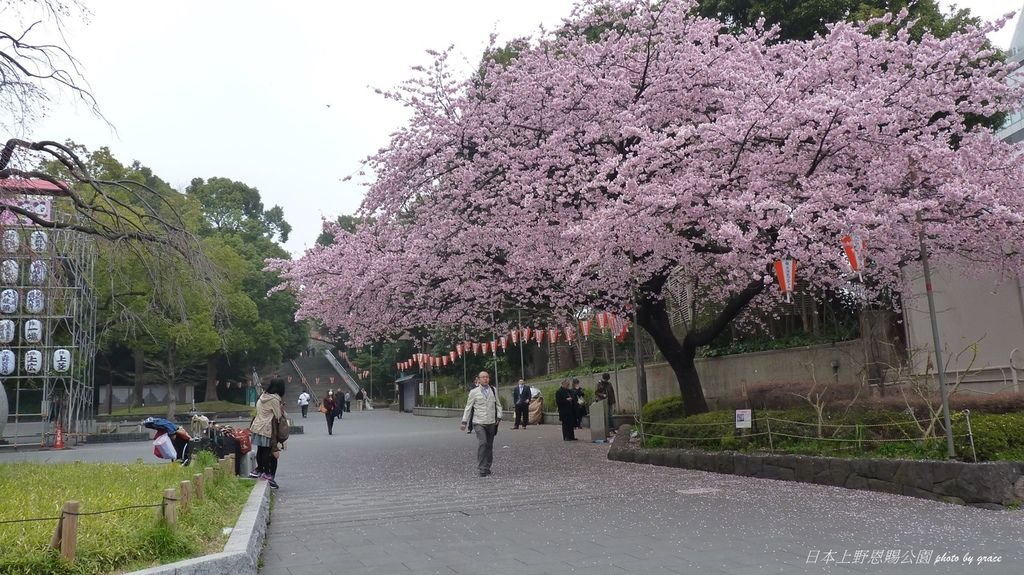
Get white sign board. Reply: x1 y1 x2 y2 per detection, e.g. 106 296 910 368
418 380 424 395
430 380 437 396
735 409 752 429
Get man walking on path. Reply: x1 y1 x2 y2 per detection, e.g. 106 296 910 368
297 390 311 418
344 391 352 413
460 371 503 477
355 388 364 411
512 378 531 429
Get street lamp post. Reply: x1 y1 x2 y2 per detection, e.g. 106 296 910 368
917 212 955 458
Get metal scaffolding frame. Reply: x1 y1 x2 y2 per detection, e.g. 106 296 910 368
0 188 96 448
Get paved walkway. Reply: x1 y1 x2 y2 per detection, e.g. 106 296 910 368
259 410 1021 575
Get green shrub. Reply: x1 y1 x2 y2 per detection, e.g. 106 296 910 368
954 412 1024 461
420 391 468 409
641 396 685 422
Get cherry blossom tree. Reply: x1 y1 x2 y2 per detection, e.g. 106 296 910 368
271 0 1024 415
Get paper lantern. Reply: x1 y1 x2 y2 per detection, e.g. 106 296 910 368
0 319 13 343
25 289 44 313
0 349 14 375
0 289 17 313
579 319 592 340
449 351 457 362
499 336 508 352
53 348 71 372
24 349 42 374
28 261 47 285
773 259 797 303
521 327 531 342
564 325 576 343
1 230 18 253
481 342 490 354
534 329 545 345
596 312 609 331
472 342 480 354
547 328 559 344
29 231 48 253
1 260 17 284
23 319 42 343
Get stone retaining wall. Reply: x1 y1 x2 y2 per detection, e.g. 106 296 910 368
608 426 1024 509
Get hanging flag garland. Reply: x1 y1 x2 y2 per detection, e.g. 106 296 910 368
510 329 519 345
449 350 457 362
564 325 576 344
534 329 545 345
521 327 531 342
499 336 508 351
774 258 797 303
596 312 608 331
547 327 559 344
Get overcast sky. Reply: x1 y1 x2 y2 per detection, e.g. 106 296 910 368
17 0 1024 256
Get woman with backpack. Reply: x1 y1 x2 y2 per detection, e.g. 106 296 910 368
249 377 287 489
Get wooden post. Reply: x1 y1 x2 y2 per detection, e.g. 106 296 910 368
162 489 177 527
60 501 80 561
179 480 192 510
226 454 236 476
193 473 205 500
204 466 215 487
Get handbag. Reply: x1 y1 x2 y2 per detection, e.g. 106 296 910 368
274 415 290 443
230 428 252 454
318 403 328 414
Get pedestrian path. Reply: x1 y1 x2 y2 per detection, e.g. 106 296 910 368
259 410 1021 575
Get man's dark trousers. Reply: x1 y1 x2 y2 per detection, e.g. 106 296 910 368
474 423 497 475
514 403 529 428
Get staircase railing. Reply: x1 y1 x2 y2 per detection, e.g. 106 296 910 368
321 350 361 395
289 359 318 404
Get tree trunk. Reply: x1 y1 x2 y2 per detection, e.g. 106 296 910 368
637 276 766 416
166 343 177 419
132 348 145 408
204 355 218 402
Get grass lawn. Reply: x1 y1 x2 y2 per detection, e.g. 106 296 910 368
0 451 253 575
104 400 252 419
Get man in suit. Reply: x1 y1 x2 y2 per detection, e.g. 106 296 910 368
512 379 532 429
554 379 577 441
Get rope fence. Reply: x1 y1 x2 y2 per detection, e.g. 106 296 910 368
636 410 978 462
0 457 235 563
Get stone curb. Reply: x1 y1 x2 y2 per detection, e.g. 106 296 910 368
608 424 1024 509
124 479 270 575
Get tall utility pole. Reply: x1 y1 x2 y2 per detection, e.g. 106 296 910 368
517 309 526 380
368 344 373 400
917 212 955 458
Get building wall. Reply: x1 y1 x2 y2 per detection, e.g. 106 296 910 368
503 339 868 412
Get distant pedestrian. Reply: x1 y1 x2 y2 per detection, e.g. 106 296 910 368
297 390 311 418
512 378 531 429
460 372 503 477
355 388 365 411
249 377 287 489
333 389 344 420
322 392 338 435
594 373 616 434
344 391 352 412
572 378 586 429
555 379 577 441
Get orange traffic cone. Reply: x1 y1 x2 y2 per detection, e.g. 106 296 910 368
54 423 65 449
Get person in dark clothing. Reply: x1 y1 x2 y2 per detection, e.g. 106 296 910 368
554 379 577 441
333 389 344 420
512 379 532 429
322 392 338 435
594 372 617 434
571 378 587 429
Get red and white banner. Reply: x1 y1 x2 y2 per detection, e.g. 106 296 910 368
472 342 481 354
482 342 490 354
774 258 797 302
456 343 464 357
500 336 508 351
510 329 519 345
596 312 609 331
443 356 449 366
841 234 866 275
490 340 497 353
547 327 559 344
534 329 545 345
564 325 576 343
521 327 531 342
579 319 592 340
449 351 457 362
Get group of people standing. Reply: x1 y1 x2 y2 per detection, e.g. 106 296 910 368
462 371 618 477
